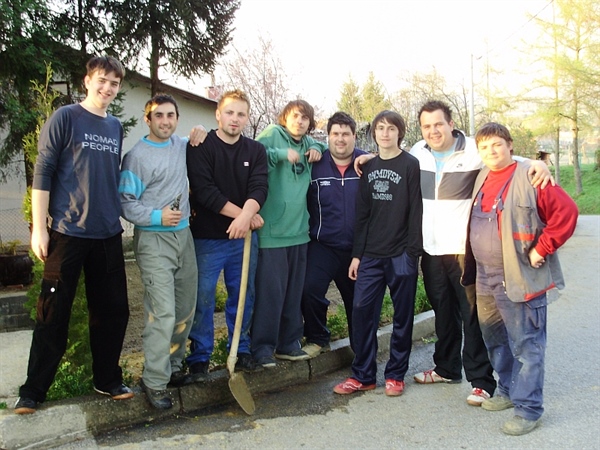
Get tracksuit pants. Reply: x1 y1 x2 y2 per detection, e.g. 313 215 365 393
351 252 418 384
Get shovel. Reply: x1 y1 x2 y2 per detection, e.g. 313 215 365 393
226 230 256 415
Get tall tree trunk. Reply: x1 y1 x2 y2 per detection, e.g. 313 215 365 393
554 128 561 184
150 40 160 96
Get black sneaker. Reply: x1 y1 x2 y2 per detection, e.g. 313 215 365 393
189 361 209 382
140 379 172 410
14 397 37 415
275 349 310 361
256 355 277 369
168 370 193 387
235 353 263 373
94 383 134 400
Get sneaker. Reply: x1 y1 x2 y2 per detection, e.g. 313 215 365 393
14 397 37 415
413 369 461 384
235 353 263 372
94 383 134 400
502 415 540 436
256 355 277 369
385 379 405 397
275 349 310 361
189 361 209 382
333 378 376 395
168 370 193 387
302 342 331 358
140 379 172 410
467 387 491 406
481 395 514 411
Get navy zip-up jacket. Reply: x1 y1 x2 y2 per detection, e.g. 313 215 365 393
307 148 367 251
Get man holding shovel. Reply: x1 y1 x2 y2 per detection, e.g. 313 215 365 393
186 89 268 379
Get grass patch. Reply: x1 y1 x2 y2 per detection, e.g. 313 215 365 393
326 275 431 339
0 401 7 409
215 281 227 312
211 335 229 366
414 276 431 315
328 305 349 340
552 164 600 214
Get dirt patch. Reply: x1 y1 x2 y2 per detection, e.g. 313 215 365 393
121 260 344 380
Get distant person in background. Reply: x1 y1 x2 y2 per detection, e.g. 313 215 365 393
185 90 268 379
464 122 578 436
301 112 366 357
251 100 327 368
334 110 422 398
119 94 199 410
15 56 133 415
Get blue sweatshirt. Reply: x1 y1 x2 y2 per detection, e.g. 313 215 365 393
33 104 124 239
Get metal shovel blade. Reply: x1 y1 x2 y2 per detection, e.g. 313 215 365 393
228 372 255 415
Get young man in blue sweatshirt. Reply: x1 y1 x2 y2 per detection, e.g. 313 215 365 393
16 56 133 414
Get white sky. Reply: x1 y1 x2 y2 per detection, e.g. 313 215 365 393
169 0 553 115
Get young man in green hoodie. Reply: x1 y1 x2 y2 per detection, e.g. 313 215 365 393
251 100 327 368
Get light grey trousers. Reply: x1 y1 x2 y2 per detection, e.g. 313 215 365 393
134 228 198 390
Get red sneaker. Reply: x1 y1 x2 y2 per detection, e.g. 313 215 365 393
385 379 405 396
333 378 376 395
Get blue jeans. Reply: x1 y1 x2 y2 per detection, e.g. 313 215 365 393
186 234 258 365
477 293 547 420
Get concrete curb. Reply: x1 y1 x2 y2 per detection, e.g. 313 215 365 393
0 292 32 333
0 311 435 450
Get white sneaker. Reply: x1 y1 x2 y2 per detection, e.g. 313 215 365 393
467 387 491 406
301 343 331 358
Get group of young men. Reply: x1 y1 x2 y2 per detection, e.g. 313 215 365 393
14 55 578 437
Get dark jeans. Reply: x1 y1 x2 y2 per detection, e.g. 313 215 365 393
19 230 129 402
252 244 307 359
301 240 354 348
421 253 496 394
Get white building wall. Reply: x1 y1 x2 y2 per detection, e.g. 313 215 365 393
120 80 218 153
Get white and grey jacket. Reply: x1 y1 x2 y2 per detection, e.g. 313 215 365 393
410 130 482 256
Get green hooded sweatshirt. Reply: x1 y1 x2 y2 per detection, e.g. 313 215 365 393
256 124 327 249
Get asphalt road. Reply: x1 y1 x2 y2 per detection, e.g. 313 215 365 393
55 216 600 449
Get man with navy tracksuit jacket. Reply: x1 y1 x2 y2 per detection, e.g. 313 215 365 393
301 112 367 357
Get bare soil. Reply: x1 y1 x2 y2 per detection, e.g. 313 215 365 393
121 260 344 380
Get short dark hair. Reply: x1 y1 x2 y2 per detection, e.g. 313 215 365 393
278 100 316 134
371 110 406 147
144 94 179 120
418 100 453 125
327 112 356 135
475 122 513 146
218 89 250 112
86 56 125 81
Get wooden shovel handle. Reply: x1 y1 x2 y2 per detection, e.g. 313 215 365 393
227 230 252 373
